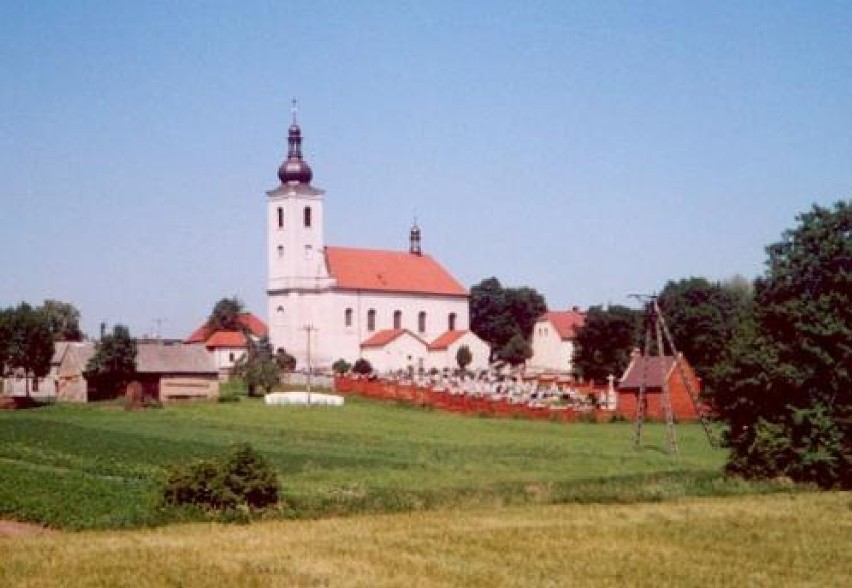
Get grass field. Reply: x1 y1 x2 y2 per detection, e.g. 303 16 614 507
0 396 798 530
2 492 849 587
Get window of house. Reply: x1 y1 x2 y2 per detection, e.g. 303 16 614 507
229 352 235 362
393 310 402 330
448 312 457 331
345 308 353 327
418 311 426 333
367 309 376 332
303 206 312 228
277 207 284 228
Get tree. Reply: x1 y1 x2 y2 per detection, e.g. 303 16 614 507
0 307 11 378
3 303 54 396
713 201 851 488
456 344 473 371
275 348 297 372
233 337 280 397
332 358 352 374
572 305 641 382
499 333 532 366
206 297 245 332
40 299 83 342
86 324 137 400
657 277 742 382
470 277 547 363
352 358 373 375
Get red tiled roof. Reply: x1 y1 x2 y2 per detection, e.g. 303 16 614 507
185 312 268 344
619 355 676 389
361 329 409 348
538 310 585 340
326 247 467 296
204 331 250 349
427 330 468 351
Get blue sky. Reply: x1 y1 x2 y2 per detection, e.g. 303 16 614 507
2 1 850 338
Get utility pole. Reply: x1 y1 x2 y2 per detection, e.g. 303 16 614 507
302 324 317 403
153 317 166 341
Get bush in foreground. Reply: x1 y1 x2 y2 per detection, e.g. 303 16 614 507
162 443 279 514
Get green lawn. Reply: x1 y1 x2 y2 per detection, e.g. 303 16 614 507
0 397 787 529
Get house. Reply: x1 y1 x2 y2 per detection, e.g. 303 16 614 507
49 341 218 402
617 351 701 421
265 109 484 370
133 343 219 401
426 330 490 372
528 309 585 375
359 328 491 374
361 329 428 374
185 313 268 377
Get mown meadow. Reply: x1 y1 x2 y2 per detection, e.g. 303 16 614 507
0 396 799 530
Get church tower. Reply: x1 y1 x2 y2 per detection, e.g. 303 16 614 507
267 103 335 358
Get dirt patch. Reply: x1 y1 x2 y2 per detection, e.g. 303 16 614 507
0 520 57 537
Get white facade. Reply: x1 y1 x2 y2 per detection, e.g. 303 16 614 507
268 289 469 368
426 331 491 373
362 331 430 374
528 311 585 374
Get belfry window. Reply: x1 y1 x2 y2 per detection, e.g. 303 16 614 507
345 308 353 327
418 311 426 334
303 206 312 228
448 313 457 331
367 309 376 332
393 310 402 330
277 207 284 228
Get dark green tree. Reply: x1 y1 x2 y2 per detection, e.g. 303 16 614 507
572 305 641 382
456 344 473 371
352 358 373 375
0 307 11 378
657 277 742 382
470 277 547 362
714 201 851 488
40 299 83 342
234 337 279 397
499 333 533 366
331 358 352 374
86 324 137 399
206 297 245 332
3 303 54 395
275 348 297 372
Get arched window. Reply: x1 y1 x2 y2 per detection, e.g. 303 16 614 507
418 311 426 334
367 309 376 332
277 207 284 228
303 206 312 228
277 245 284 257
345 308 353 327
393 310 402 330
448 312 457 331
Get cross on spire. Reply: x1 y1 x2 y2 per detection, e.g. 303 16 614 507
291 98 298 125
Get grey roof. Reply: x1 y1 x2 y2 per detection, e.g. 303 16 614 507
135 343 216 375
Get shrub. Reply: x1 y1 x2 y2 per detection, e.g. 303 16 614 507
162 443 279 513
332 358 352 375
352 358 373 375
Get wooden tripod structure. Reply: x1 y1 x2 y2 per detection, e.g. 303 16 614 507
631 296 716 454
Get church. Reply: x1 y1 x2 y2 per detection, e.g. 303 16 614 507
266 110 489 372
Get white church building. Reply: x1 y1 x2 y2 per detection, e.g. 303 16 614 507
266 110 488 372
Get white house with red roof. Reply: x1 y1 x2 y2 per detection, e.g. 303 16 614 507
185 312 268 376
426 330 490 372
528 309 585 375
266 107 481 371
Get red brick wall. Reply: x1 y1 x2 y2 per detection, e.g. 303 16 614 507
616 361 701 421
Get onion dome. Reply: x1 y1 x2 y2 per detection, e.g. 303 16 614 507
278 101 313 185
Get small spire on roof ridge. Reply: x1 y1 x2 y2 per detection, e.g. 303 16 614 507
409 217 422 256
